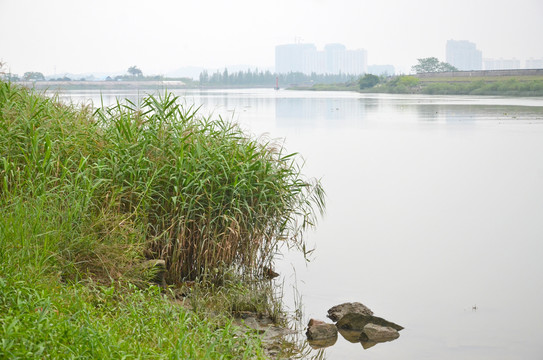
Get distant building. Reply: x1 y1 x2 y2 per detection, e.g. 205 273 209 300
367 64 395 76
525 58 543 69
275 43 318 74
275 43 367 75
483 58 521 70
446 40 482 70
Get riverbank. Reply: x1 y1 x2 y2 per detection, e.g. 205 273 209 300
15 80 282 91
0 81 324 358
16 80 192 90
292 70 543 96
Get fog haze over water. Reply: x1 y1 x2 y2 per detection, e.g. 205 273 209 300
1 0 543 76
60 89 543 359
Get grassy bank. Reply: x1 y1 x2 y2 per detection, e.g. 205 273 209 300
416 77 543 96
301 73 543 97
0 81 324 358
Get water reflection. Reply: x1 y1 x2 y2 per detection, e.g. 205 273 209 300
275 97 367 128
57 89 543 129
307 335 338 349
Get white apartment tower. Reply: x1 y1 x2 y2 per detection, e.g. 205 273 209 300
446 40 482 71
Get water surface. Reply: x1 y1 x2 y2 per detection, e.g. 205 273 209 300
60 89 543 359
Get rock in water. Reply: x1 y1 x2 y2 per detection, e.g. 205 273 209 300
327 302 374 322
307 336 338 349
363 323 400 342
360 341 379 349
306 319 338 341
336 313 404 332
337 328 365 343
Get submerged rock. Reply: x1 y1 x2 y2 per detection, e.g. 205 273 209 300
336 313 403 332
337 328 364 343
306 319 338 341
307 336 338 349
360 341 379 349
363 323 400 342
327 302 373 322
233 312 296 356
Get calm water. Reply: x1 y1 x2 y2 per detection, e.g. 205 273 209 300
60 89 543 359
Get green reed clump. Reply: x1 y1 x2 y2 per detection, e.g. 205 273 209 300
93 94 325 283
0 80 325 284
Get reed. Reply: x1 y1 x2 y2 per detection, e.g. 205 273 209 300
0 80 325 284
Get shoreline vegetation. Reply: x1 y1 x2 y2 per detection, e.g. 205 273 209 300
9 63 543 96
0 81 325 358
19 72 543 97
294 70 543 97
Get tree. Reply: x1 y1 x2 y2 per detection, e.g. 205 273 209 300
222 68 229 84
199 70 209 84
412 57 458 73
359 74 380 89
23 72 45 81
127 66 143 77
439 62 458 72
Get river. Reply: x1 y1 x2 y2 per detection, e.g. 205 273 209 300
59 88 543 359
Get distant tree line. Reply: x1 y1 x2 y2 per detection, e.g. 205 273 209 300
199 68 359 86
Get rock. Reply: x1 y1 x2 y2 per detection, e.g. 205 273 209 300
307 336 338 349
327 302 374 322
337 328 364 343
360 341 378 349
336 313 403 332
306 319 338 341
233 312 296 341
362 323 400 342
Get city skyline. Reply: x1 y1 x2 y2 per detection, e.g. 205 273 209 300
275 43 368 75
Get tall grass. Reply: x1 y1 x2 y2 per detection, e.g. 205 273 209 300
0 80 324 283
92 94 325 283
0 196 266 359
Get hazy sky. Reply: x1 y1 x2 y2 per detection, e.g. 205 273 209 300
1 0 542 76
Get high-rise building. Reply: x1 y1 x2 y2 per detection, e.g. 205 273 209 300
446 40 482 70
275 43 367 75
275 44 317 74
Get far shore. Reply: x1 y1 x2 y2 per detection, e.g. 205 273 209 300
16 80 190 90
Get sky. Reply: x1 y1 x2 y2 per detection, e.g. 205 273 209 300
1 0 542 77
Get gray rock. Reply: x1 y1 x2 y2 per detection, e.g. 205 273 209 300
362 323 400 342
233 313 295 340
306 319 338 340
307 336 338 349
361 341 378 349
327 302 374 322
336 313 404 332
337 328 364 343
